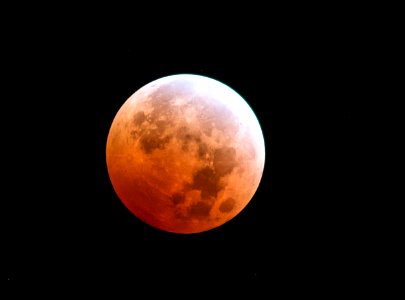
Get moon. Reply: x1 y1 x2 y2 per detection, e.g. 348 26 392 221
106 74 265 234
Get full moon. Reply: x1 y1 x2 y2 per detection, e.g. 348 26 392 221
106 74 265 234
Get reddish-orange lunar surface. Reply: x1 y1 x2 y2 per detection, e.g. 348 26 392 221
106 74 265 234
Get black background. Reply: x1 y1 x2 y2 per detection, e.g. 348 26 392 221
5 5 367 294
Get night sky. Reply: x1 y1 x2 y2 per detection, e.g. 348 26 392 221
5 8 365 294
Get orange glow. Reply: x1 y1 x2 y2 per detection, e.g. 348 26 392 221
106 74 265 233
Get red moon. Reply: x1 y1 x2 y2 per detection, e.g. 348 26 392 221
106 74 265 233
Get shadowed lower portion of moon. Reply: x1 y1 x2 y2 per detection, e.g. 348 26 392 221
106 75 265 233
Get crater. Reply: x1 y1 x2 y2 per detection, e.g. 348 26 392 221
189 201 212 218
140 130 172 153
176 126 200 151
156 119 170 131
171 193 185 205
133 111 147 126
190 167 221 199
213 146 237 176
219 198 236 213
197 142 209 159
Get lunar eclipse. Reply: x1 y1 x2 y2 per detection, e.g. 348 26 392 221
106 74 265 233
